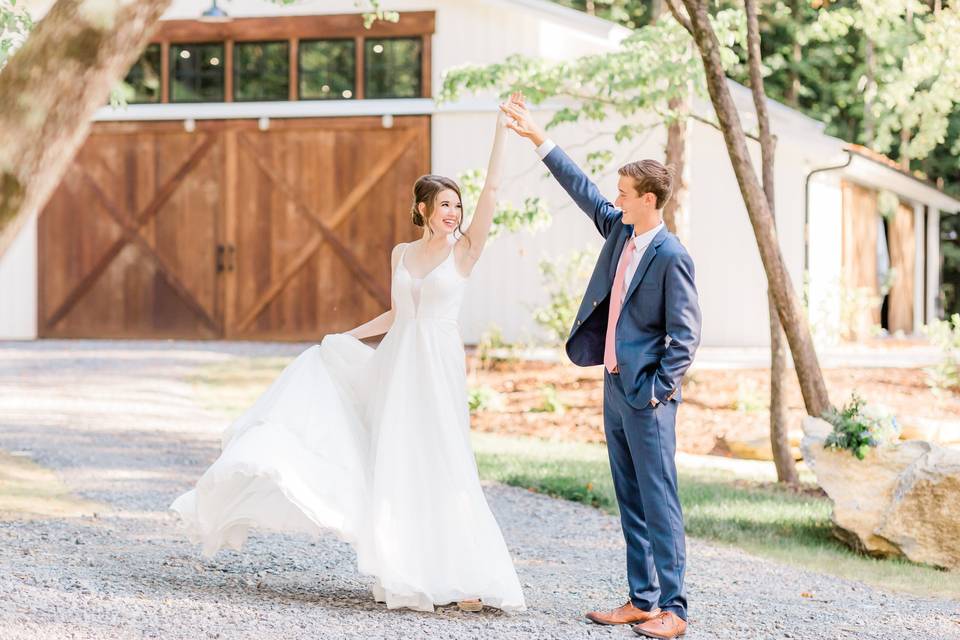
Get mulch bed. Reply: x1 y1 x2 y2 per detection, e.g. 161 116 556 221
466 356 960 455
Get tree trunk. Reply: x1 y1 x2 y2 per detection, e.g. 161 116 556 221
784 0 800 107
674 0 831 417
0 0 173 259
745 0 798 484
662 97 689 243
655 2 689 244
863 38 876 146
650 0 665 21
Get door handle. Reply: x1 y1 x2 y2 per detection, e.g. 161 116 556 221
226 244 236 272
216 244 226 273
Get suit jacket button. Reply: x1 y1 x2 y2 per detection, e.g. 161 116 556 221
577 320 582 326
592 300 598 307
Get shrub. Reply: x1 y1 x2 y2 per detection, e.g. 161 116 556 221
476 325 520 370
923 313 960 394
530 384 566 415
822 393 900 460
532 248 598 346
468 386 504 413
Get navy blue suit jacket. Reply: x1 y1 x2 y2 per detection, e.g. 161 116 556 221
543 145 702 410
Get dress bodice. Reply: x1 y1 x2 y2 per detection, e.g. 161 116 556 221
392 239 467 323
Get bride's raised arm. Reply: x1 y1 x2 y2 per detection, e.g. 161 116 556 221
455 96 512 275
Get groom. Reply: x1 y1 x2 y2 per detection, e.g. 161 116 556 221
501 96 700 639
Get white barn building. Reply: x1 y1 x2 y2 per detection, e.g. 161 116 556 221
1 0 958 347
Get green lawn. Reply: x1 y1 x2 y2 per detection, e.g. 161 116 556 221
472 433 959 600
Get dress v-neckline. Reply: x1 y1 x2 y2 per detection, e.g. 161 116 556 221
401 243 455 281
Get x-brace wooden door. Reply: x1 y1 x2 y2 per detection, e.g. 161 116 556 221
224 116 429 340
39 121 225 339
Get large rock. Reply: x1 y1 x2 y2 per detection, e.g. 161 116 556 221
898 416 960 448
801 416 960 569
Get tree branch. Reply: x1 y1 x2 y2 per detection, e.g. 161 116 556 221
665 0 694 36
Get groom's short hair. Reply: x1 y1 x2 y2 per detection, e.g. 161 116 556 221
618 160 675 209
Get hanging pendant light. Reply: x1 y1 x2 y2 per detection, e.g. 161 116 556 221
202 0 228 18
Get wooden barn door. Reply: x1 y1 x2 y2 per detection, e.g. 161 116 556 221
39 122 225 339
840 180 881 339
224 116 428 340
38 116 429 340
887 201 916 334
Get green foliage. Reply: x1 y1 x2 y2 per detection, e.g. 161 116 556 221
731 378 765 413
530 384 566 415
457 169 552 240
532 248 598 346
872 5 960 165
476 324 521 370
550 0 649 29
923 313 960 395
468 385 504 413
822 393 899 460
0 0 32 71
440 11 746 172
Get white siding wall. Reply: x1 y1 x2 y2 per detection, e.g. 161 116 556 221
914 202 926 332
436 114 667 344
0 215 37 339
928 208 942 323
687 120 768 347
805 176 844 344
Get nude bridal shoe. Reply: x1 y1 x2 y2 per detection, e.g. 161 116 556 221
457 599 483 612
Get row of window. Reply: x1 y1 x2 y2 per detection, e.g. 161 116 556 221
122 37 423 103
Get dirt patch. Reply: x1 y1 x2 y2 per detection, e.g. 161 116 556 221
466 357 960 455
0 450 108 521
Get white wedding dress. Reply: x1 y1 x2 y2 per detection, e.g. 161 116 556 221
169 238 526 613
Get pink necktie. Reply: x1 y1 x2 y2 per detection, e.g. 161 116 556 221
604 239 636 373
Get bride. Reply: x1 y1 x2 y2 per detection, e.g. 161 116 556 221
169 99 526 614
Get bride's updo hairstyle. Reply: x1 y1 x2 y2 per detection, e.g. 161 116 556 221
410 174 467 239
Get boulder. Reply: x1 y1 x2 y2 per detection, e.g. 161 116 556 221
877 447 960 569
898 416 960 448
801 416 960 569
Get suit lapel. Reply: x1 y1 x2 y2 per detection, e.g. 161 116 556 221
622 226 668 307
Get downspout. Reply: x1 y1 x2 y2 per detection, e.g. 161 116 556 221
803 150 853 273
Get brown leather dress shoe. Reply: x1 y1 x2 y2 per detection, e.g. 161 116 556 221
585 601 660 625
633 611 687 638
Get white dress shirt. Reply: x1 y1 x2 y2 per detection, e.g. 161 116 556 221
618 222 663 306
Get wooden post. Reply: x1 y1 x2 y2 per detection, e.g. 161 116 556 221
354 35 365 100
224 40 234 102
289 38 298 101
160 41 170 104
422 34 432 98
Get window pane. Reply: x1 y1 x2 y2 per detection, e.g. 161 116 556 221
234 41 289 101
121 44 161 103
364 38 422 99
170 43 224 102
299 39 355 100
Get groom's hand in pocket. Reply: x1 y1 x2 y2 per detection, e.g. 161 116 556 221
499 92 547 147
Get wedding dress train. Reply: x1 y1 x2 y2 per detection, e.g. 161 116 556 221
170 239 526 613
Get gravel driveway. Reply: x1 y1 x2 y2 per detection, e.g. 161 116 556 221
0 340 957 640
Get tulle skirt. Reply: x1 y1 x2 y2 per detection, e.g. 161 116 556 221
170 322 526 612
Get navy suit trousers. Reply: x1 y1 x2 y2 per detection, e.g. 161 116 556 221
603 369 687 620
